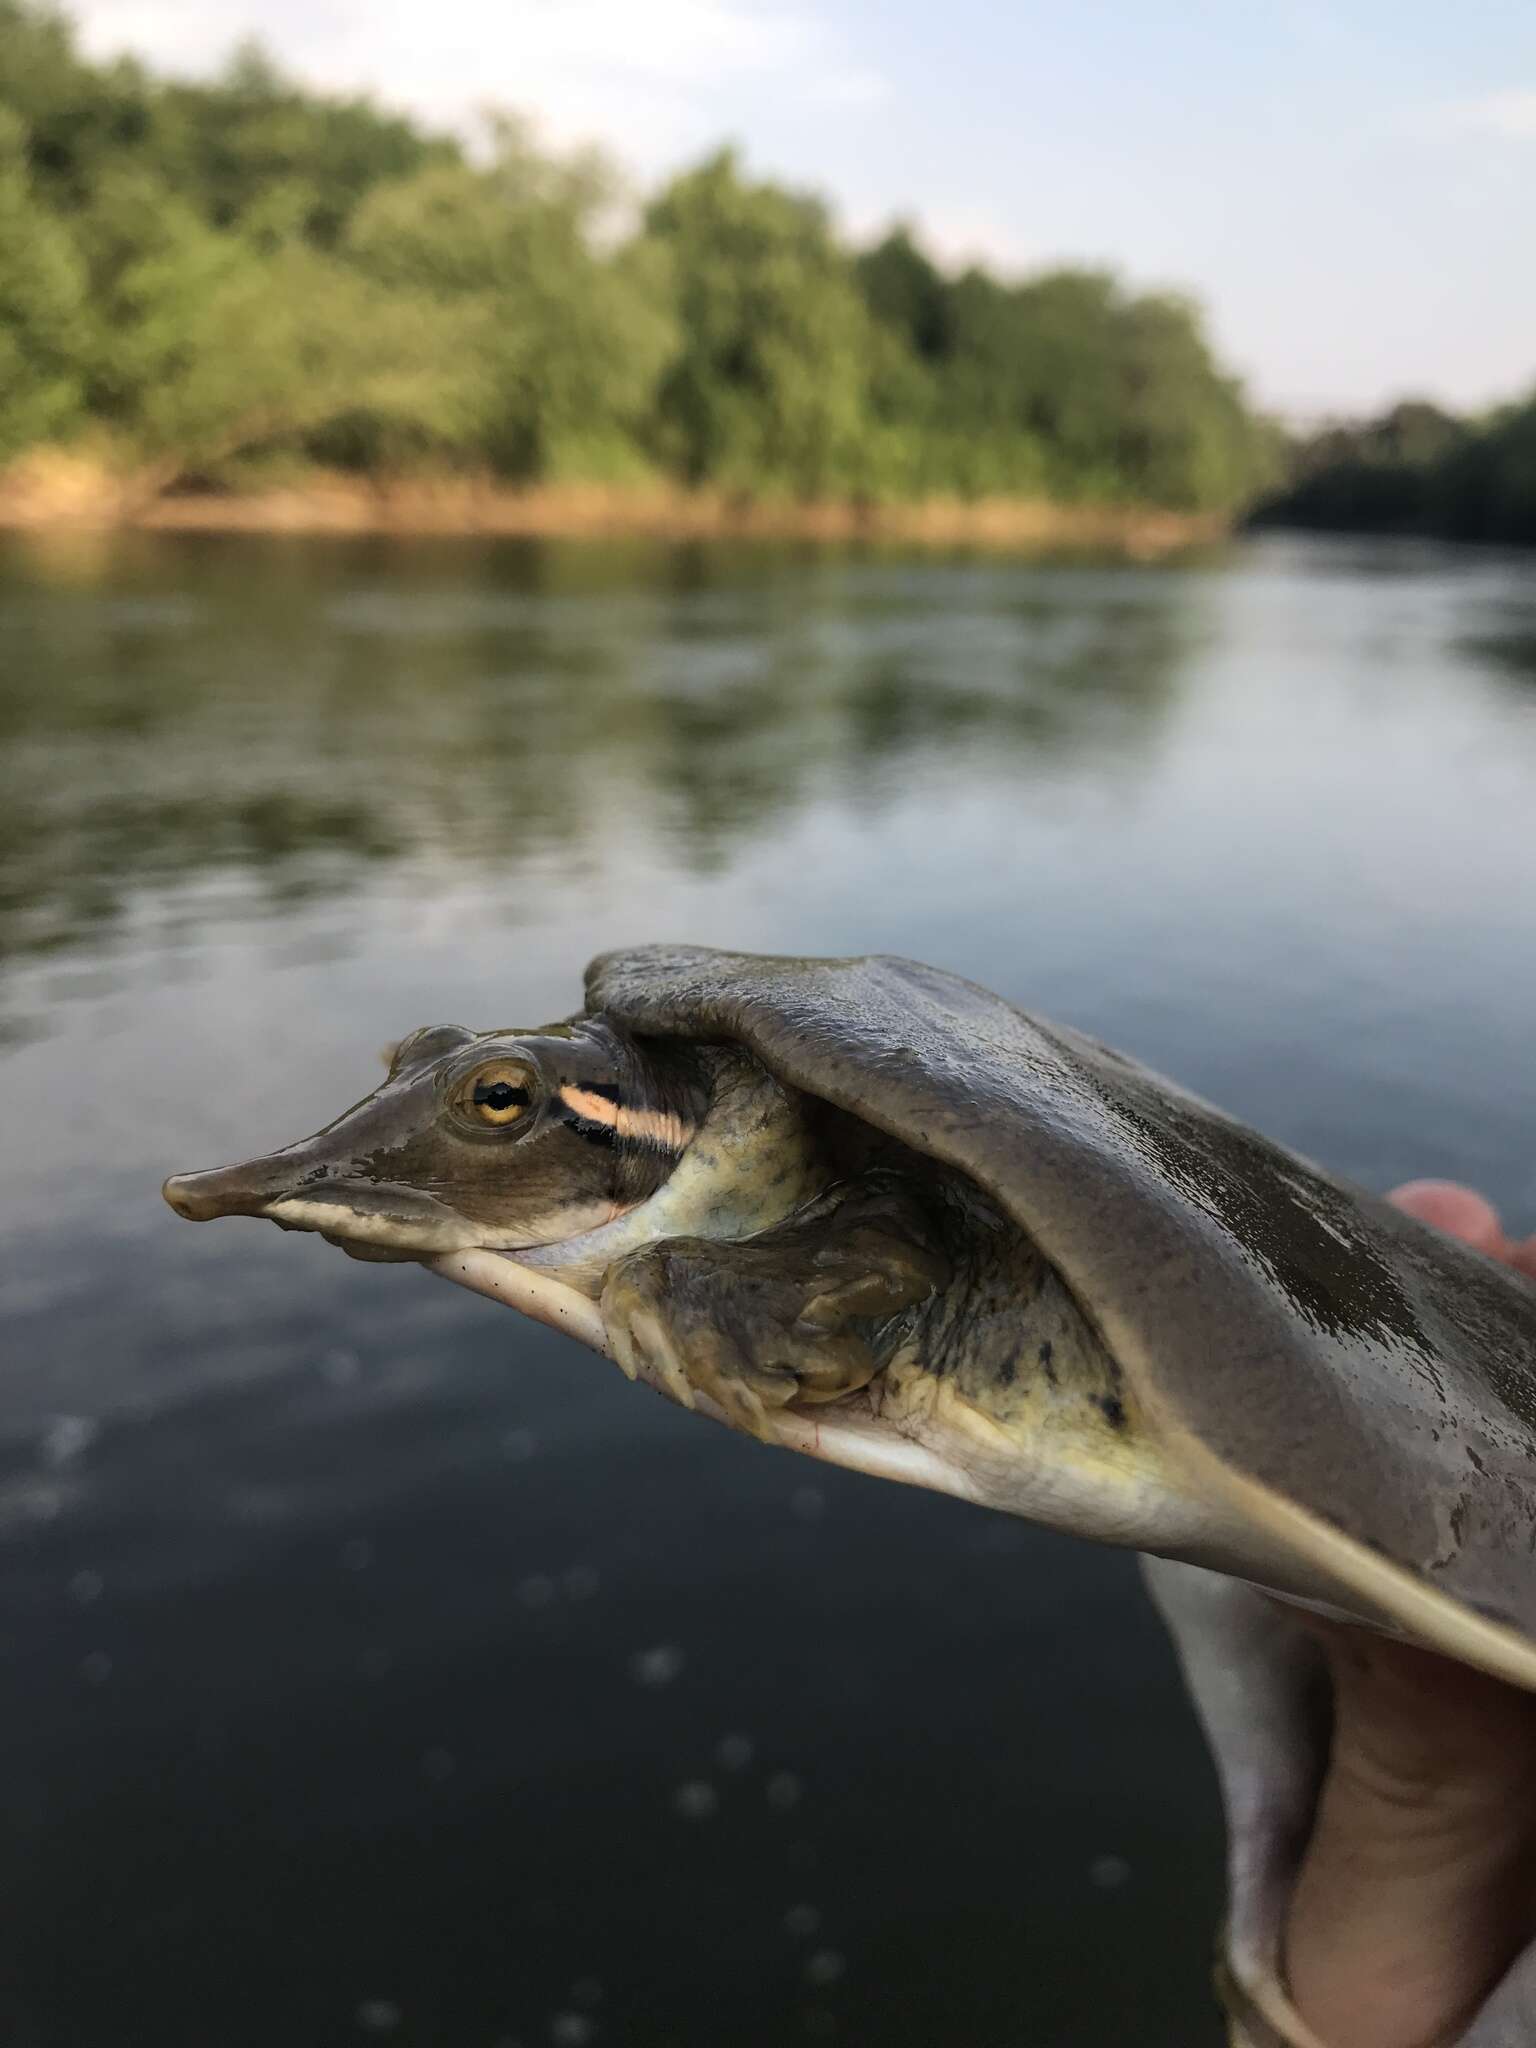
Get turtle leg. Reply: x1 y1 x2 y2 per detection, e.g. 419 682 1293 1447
599 1170 949 1443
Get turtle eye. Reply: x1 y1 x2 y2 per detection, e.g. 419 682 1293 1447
457 1060 534 1128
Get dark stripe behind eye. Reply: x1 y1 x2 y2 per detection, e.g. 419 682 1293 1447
571 1118 617 1149
585 1082 621 1102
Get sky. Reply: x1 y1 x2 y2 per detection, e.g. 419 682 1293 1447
64 0 1536 419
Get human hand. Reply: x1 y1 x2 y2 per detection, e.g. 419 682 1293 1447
1384 1182 1536 1283
1285 1182 1536 2048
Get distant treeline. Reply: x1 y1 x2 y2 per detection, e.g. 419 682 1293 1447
0 0 1280 511
1251 399 1536 546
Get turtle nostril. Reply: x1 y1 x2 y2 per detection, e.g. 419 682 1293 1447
161 1165 285 1223
162 1173 218 1221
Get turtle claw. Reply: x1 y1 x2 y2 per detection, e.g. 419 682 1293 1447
607 1317 641 1382
601 1253 794 1438
687 1331 800 1443
644 1314 699 1413
608 1293 697 1410
712 1373 775 1444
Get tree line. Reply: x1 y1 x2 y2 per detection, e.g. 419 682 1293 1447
1249 399 1536 547
0 0 1280 511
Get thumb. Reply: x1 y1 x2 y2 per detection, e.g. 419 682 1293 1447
1389 1178 1536 1281
1286 1626 1536 2048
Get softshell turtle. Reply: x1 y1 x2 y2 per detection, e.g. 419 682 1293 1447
162 946 1536 2046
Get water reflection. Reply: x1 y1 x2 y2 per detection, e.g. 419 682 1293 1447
4 531 1536 2048
1459 630 1536 686
0 534 1193 995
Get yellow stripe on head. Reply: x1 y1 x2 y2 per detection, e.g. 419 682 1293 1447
559 1085 693 1153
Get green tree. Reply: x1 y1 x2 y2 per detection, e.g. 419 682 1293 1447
0 108 87 461
1112 292 1277 509
70 167 241 426
156 40 456 246
343 122 676 478
0 6 451 241
0 0 162 210
1254 399 1482 539
0 0 1295 519
641 149 877 495
63 164 475 479
856 226 951 362
854 241 1277 507
129 244 483 480
1432 397 1536 546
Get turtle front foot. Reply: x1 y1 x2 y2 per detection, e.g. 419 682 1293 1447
599 1172 949 1443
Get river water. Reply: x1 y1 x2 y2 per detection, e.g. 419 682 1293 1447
2 529 1534 2048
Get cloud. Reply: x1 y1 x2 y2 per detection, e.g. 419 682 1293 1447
804 66 888 111
68 0 888 173
886 205 1049 279
1444 89 1536 140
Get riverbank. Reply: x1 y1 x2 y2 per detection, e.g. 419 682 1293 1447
0 453 1224 556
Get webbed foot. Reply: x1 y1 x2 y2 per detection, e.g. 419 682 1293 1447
599 1173 948 1443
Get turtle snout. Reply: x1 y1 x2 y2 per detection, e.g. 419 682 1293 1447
162 1157 301 1222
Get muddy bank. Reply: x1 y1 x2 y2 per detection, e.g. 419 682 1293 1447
0 456 1224 556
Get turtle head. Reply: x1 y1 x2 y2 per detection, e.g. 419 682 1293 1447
162 1018 706 1262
